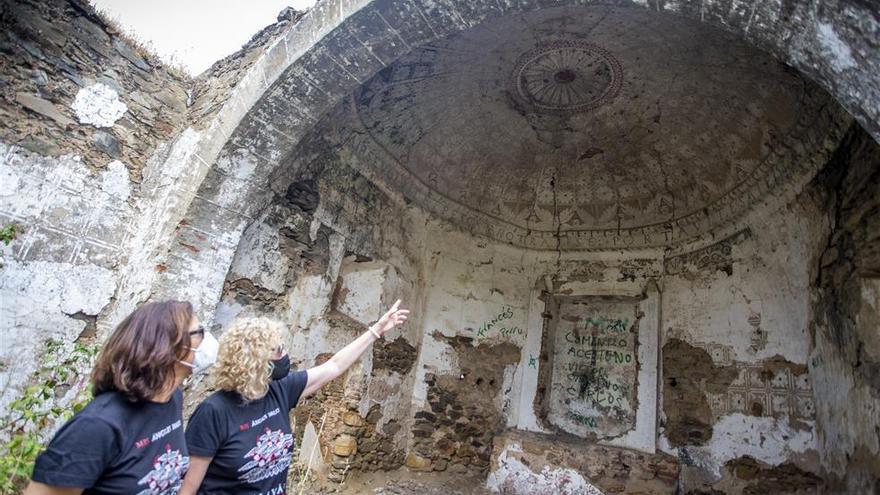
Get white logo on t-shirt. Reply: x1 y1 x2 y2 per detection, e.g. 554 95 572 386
238 428 293 483
137 445 189 495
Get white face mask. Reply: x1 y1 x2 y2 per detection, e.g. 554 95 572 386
180 330 219 374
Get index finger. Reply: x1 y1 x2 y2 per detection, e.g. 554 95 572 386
389 299 401 312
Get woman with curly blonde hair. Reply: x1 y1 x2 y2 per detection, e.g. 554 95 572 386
179 300 409 495
211 317 288 401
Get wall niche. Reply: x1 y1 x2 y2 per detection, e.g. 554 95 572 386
527 280 660 453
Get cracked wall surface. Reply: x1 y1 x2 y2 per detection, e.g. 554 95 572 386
810 124 880 493
2 0 880 493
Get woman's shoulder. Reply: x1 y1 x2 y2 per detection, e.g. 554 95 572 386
83 390 130 416
58 391 129 435
267 369 308 407
192 388 254 415
85 389 182 421
197 389 236 409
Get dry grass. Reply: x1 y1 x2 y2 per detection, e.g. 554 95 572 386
88 2 192 79
294 412 328 495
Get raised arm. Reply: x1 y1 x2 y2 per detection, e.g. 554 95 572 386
302 300 409 398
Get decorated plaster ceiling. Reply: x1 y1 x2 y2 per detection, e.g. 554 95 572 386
344 5 840 250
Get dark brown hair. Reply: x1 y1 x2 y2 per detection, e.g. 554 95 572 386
91 301 194 402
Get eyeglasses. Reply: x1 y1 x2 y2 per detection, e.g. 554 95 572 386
189 326 206 338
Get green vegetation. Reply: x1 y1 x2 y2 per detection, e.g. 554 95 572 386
0 223 21 246
0 339 98 494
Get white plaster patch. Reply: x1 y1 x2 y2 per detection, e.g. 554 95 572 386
486 443 604 495
287 273 335 330
228 219 288 294
662 219 814 365
0 260 116 324
216 148 259 181
0 159 20 197
334 258 392 326
71 83 128 128
499 362 519 427
0 260 116 408
171 240 241 324
100 160 131 200
681 413 816 479
816 22 857 72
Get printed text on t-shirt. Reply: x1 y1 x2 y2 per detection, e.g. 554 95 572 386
250 407 280 428
134 419 182 449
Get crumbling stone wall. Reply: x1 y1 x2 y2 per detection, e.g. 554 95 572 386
708 456 824 495
662 339 739 447
0 0 308 423
201 118 429 480
407 335 520 473
0 0 190 410
810 124 880 493
291 351 358 483
0 0 188 178
186 7 304 126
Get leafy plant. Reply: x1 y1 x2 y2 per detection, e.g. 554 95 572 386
0 223 21 246
0 339 98 494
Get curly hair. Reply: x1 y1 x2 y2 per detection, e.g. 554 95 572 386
212 317 285 401
91 301 194 402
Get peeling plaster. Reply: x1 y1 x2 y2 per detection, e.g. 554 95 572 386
228 219 289 294
100 160 131 200
486 443 603 495
0 260 116 407
663 413 816 480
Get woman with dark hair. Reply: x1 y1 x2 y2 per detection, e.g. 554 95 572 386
23 300 218 495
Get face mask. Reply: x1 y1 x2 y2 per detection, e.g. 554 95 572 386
180 330 219 374
270 354 290 381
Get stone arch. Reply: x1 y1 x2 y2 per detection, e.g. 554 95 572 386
147 0 880 317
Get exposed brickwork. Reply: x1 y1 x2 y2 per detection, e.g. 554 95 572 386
349 404 406 472
372 337 417 375
410 336 520 473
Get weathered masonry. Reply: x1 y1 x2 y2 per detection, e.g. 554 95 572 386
1 0 879 493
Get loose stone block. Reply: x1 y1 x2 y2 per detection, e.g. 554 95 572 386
333 434 358 457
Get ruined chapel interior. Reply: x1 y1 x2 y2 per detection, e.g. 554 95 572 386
1 0 879 493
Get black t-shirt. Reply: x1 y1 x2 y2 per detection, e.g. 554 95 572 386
31 389 188 494
186 370 308 495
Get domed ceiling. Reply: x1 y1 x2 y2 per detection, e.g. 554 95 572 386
340 5 841 250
